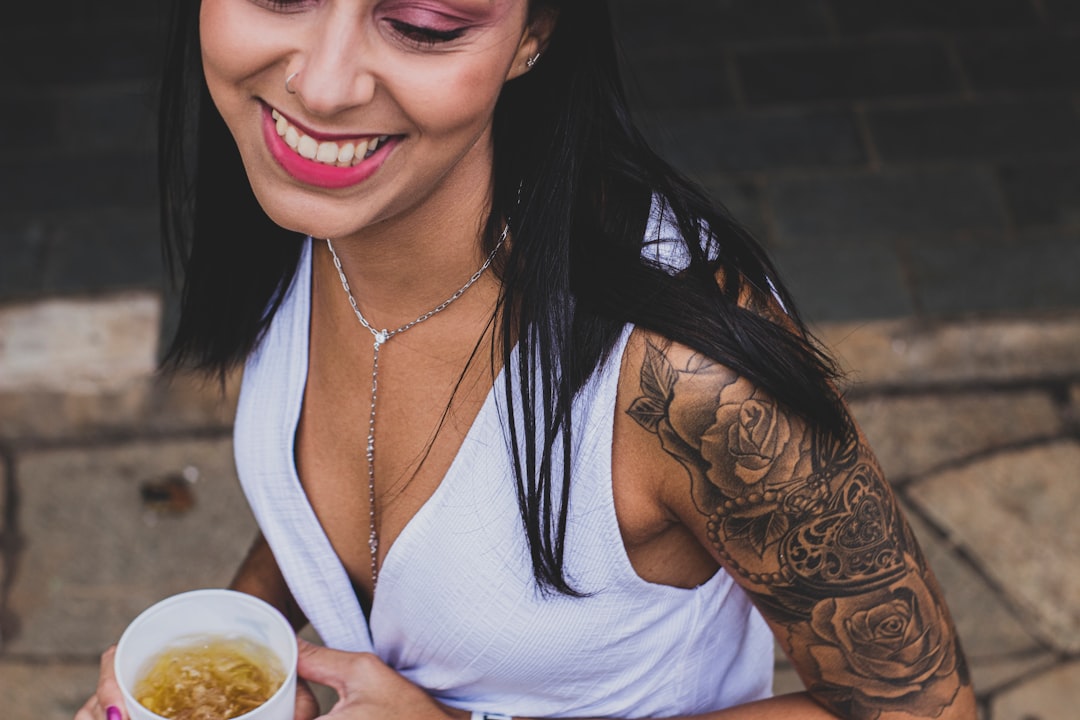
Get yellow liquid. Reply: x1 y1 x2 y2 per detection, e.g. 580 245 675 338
134 636 285 720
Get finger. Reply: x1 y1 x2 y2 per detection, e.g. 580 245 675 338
73 694 102 720
294 678 322 720
94 646 127 720
295 638 375 695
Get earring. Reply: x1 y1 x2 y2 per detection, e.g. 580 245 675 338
285 71 300 94
526 52 541 69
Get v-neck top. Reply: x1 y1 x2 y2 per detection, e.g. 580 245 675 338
233 237 773 718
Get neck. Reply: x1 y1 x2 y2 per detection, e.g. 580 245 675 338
318 176 499 329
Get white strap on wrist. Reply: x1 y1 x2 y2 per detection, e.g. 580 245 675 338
471 713 512 720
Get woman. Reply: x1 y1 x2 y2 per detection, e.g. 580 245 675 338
79 0 976 718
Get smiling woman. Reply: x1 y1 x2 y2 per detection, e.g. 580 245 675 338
77 1 976 720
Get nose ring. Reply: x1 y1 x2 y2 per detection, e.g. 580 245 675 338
285 71 300 94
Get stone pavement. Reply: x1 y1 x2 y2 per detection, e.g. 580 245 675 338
2 0 1080 718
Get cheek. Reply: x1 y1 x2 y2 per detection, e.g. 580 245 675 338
199 0 281 96
402 61 509 134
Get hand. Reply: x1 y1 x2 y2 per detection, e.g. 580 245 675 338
73 643 321 720
73 646 124 720
297 639 468 720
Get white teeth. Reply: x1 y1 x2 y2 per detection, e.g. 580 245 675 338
298 135 318 159
337 143 355 164
316 141 339 163
272 108 390 166
284 126 300 149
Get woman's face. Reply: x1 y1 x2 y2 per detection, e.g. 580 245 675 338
200 0 545 241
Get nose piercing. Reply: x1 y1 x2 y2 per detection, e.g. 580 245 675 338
285 71 300 94
526 52 541 69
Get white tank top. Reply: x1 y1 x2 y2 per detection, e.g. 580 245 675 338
234 238 773 718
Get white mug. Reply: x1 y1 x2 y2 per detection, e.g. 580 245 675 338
114 588 298 720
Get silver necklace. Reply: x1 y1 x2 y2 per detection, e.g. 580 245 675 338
325 225 508 590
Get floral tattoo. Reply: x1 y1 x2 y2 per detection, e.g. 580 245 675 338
627 340 971 719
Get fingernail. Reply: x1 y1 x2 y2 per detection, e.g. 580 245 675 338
106 706 123 720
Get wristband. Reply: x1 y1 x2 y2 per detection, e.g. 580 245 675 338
471 713 512 720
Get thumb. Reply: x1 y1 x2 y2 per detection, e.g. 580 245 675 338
296 638 376 695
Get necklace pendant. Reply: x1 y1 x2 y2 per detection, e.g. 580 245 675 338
373 330 389 347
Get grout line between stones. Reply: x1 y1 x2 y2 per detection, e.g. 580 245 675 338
898 477 1071 666
890 433 1071 493
0 441 22 650
842 375 1080 402
5 425 235 456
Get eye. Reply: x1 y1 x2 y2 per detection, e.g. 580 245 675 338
386 19 467 47
251 0 316 13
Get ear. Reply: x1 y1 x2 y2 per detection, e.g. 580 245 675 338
506 5 559 82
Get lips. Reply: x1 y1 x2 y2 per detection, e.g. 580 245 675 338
271 108 390 168
261 104 400 189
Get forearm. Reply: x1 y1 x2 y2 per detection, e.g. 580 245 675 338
230 532 308 631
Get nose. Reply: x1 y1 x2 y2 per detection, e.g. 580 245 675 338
288 7 376 117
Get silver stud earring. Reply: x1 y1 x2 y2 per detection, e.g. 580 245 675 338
526 52 541 69
285 71 299 94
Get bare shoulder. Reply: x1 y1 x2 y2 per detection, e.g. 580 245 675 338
617 328 976 720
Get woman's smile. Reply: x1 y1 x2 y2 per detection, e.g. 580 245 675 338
262 103 402 189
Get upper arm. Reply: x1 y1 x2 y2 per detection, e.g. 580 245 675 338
620 332 975 720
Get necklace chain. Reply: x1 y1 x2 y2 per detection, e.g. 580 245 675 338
325 225 508 590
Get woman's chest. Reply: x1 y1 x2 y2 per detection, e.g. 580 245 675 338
295 331 497 600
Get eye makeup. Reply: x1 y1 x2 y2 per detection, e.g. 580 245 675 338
377 0 510 30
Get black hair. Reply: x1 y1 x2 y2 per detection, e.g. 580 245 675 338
160 0 849 596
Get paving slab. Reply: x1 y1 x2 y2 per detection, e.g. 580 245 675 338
5 437 257 657
999 162 1080 229
613 0 832 49
867 98 1080 165
956 32 1080 94
1044 0 1080 23
970 653 1059 698
0 370 241 443
737 39 958 106
0 660 100 720
0 450 7 645
990 660 1080 720
770 237 914 322
772 664 804 695
1069 384 1080 430
638 108 866 175
904 229 1080 317
901 503 1047 692
0 219 48 301
0 293 160 394
908 441 1080 653
830 0 1040 33
851 390 1062 480
768 168 1005 245
818 314 1080 389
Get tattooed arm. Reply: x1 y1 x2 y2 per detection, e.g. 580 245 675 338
619 333 975 720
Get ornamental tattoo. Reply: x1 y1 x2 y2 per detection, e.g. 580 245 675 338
627 339 971 720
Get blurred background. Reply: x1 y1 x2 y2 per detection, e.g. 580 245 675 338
1 1 1078 718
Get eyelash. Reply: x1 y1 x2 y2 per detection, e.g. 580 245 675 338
254 0 314 12
386 19 467 47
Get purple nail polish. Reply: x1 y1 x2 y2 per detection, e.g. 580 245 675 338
106 706 123 720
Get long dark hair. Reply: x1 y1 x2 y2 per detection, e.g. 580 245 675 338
160 0 849 595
